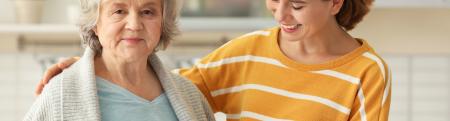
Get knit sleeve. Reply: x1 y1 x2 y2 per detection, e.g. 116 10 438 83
179 66 220 113
23 75 63 121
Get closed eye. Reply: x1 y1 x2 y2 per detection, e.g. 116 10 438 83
114 9 126 15
291 3 304 10
141 10 154 16
292 5 304 10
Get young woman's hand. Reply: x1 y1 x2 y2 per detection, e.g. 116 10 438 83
35 57 80 95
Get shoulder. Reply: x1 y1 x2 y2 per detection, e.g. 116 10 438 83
225 28 275 48
354 40 390 84
38 73 67 102
200 27 279 63
24 74 64 120
360 51 390 81
359 40 389 76
44 74 65 92
349 39 390 76
169 73 215 119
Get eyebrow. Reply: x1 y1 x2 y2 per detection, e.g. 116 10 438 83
104 0 159 9
102 0 128 8
111 3 127 8
290 0 307 3
140 2 160 10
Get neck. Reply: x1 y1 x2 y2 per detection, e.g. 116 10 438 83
94 52 155 86
278 20 361 64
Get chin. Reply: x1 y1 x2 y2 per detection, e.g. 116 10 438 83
121 50 151 60
120 54 147 62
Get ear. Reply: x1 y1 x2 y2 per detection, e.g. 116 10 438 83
330 0 345 15
93 26 98 35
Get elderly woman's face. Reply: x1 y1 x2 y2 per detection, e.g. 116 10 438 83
95 0 162 59
266 0 342 40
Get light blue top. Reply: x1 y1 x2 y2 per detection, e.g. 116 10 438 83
96 76 178 121
24 48 214 121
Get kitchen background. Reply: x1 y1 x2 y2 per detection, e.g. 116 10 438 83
1 0 450 121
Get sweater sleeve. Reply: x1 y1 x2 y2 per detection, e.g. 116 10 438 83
23 76 63 121
198 84 217 121
349 64 391 121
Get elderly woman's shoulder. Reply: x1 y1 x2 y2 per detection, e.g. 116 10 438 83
42 59 90 94
41 73 65 94
23 73 64 120
168 73 215 120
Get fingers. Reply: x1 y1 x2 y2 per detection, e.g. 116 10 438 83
41 64 62 85
34 80 45 96
35 56 79 96
58 56 79 69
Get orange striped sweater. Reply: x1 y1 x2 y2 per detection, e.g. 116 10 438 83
179 27 391 121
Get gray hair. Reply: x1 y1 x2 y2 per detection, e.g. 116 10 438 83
78 0 181 54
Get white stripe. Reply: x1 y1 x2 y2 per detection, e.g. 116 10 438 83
217 30 271 50
211 84 350 115
357 88 368 121
171 69 181 75
217 31 271 49
382 68 392 106
195 55 289 69
362 52 386 81
362 52 391 106
239 31 271 39
311 70 360 85
226 111 293 121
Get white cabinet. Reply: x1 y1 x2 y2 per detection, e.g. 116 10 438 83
0 53 18 121
387 56 409 121
385 55 450 121
0 52 77 121
411 57 450 121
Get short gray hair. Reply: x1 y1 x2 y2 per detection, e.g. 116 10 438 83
78 0 181 54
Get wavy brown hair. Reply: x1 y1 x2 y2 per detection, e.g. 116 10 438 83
334 0 374 31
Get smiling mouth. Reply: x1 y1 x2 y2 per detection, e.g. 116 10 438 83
281 24 301 30
280 24 302 33
121 37 144 45
122 37 143 41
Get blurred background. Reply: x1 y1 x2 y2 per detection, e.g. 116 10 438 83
1 0 450 121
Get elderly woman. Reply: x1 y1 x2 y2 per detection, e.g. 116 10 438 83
37 0 391 120
24 0 214 120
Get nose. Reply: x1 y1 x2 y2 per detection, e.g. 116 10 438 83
274 3 291 23
125 12 143 31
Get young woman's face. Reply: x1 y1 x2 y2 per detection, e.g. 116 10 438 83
95 0 162 60
266 0 341 41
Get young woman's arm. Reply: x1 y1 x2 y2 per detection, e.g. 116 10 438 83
349 66 392 121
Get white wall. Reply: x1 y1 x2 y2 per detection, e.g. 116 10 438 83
385 55 450 121
0 0 15 23
0 0 79 24
374 0 450 8
351 8 450 54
